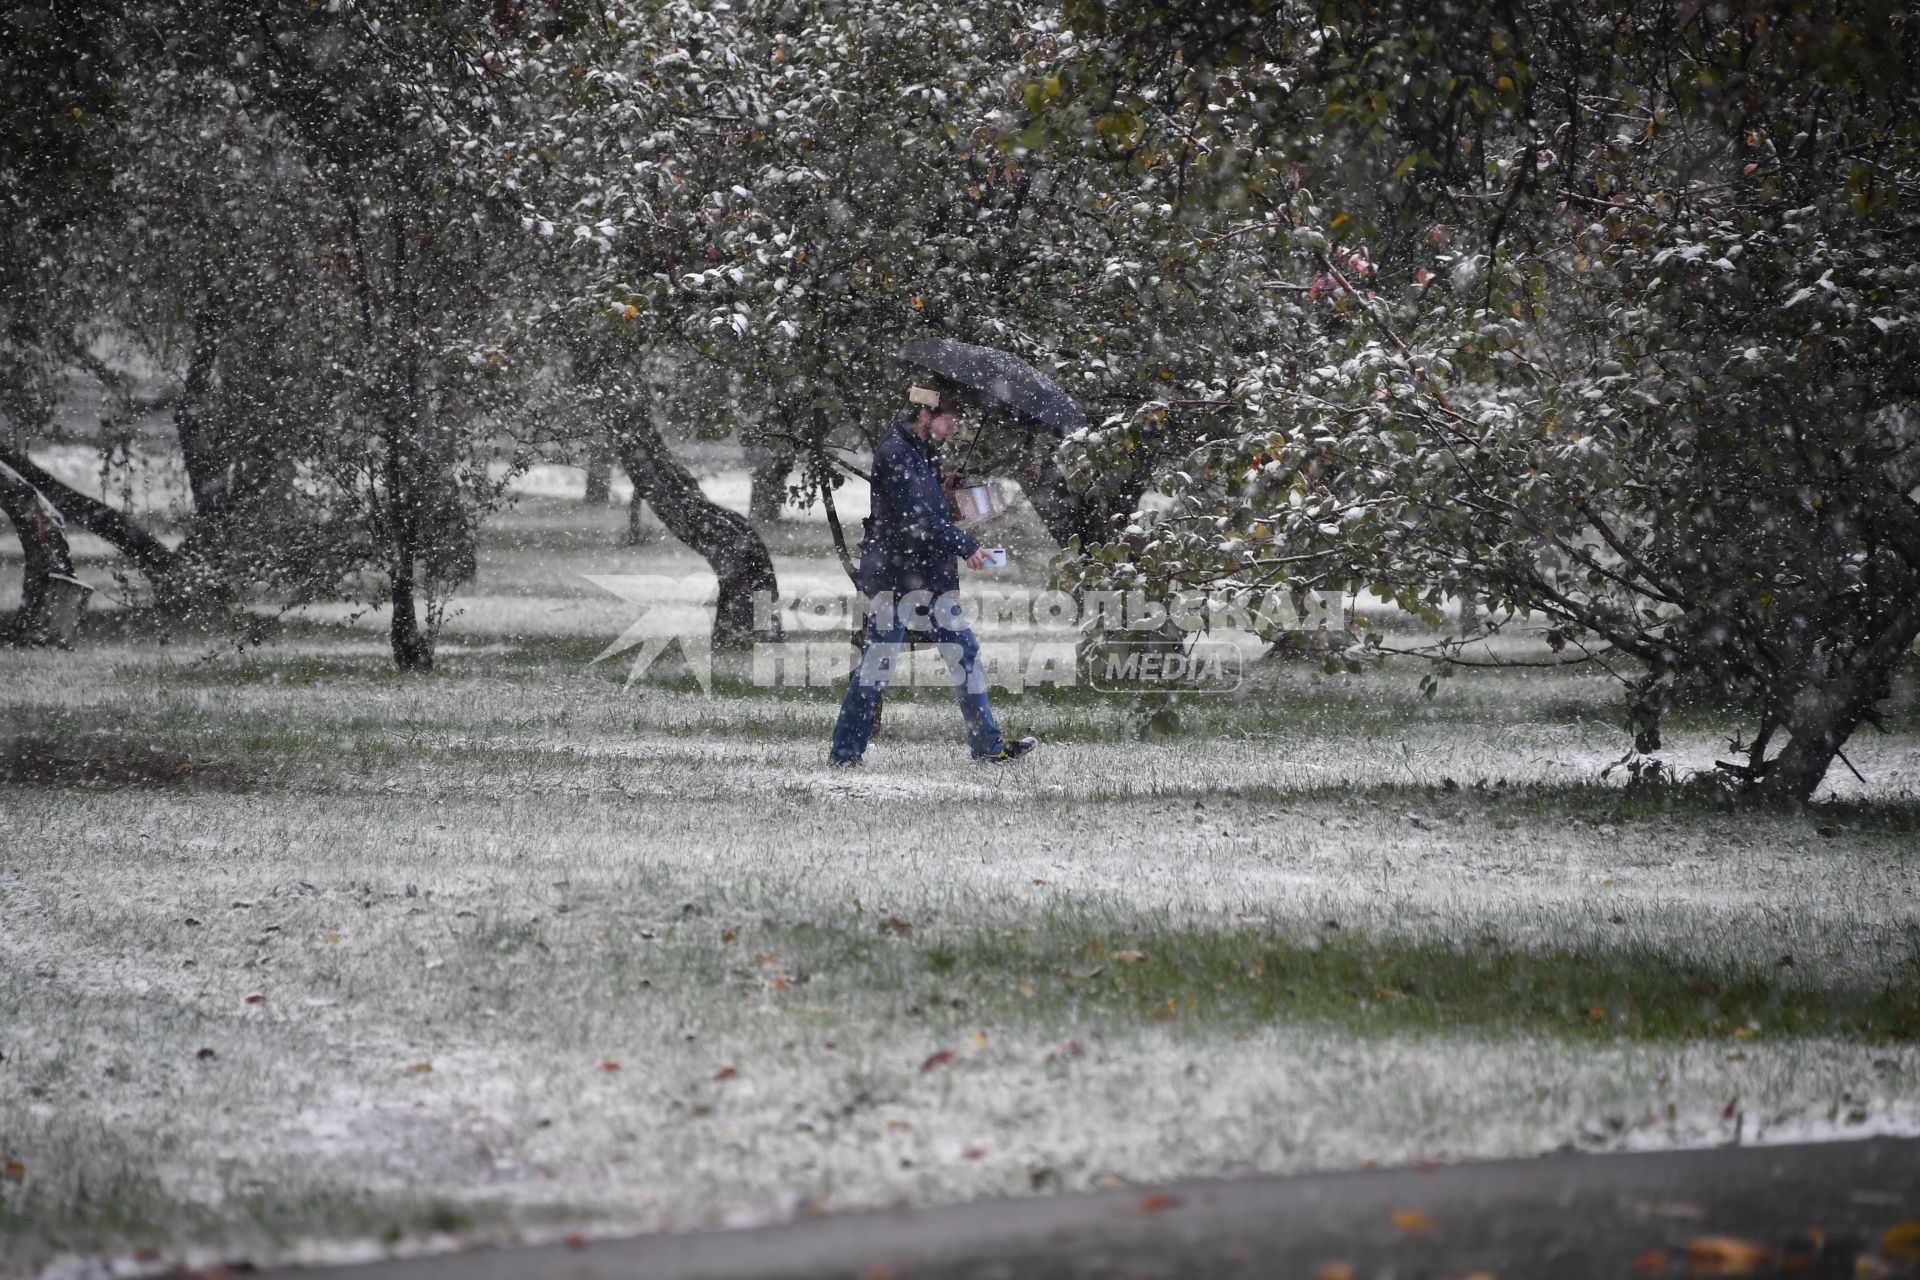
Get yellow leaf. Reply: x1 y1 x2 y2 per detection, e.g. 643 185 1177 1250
1390 1207 1438 1235
1685 1236 1771 1274
970 1032 988 1048
1328 212 1350 230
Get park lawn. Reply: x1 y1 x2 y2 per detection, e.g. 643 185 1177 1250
2 486 1918 1272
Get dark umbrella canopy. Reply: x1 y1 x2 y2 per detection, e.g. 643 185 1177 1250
892 339 1087 436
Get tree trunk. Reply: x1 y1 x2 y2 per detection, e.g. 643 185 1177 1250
746 440 793 525
584 441 614 505
384 227 434 674
167 294 241 611
613 402 781 650
0 445 178 586
1019 442 1142 551
1757 597 1920 805
174 296 230 533
1 461 91 646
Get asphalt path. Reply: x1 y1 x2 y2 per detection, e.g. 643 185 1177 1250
260 1138 1920 1280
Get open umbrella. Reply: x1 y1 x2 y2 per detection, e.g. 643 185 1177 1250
892 339 1087 436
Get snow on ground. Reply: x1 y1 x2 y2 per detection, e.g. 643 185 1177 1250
3 481 1918 1274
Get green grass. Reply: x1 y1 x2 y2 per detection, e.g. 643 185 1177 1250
876 923 1920 1043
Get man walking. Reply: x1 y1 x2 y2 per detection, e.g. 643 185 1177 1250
828 382 1037 766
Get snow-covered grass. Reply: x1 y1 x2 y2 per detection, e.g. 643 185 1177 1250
3 489 1918 1274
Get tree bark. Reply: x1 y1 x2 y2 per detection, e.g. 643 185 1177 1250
0 461 91 646
0 445 177 586
384 222 434 673
165 293 251 612
746 439 793 525
1019 444 1139 550
613 401 782 650
173 295 231 541
584 441 614 505
1758 597 1920 805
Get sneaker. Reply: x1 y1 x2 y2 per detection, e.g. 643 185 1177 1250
975 736 1037 763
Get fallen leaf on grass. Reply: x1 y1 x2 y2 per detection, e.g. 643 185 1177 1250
398 1062 433 1075
713 1066 737 1081
196 1048 217 1061
1137 1191 1183 1214
1112 949 1147 963
1390 1208 1438 1236
597 1060 621 1072
880 916 912 934
1685 1236 1771 1275
244 993 265 1005
720 929 737 943
970 1032 988 1049
325 933 342 944
2 1161 24 1181
921 1050 956 1071
1885 1221 1920 1260
962 1145 985 1161
754 952 778 965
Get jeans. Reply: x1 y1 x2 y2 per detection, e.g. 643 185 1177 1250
829 592 1004 761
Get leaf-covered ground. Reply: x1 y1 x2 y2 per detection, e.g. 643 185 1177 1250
2 473 1917 1274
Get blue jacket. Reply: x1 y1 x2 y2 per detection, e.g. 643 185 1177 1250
857 418 980 597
